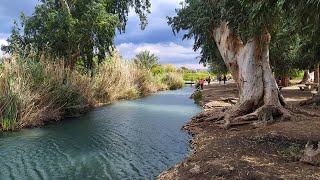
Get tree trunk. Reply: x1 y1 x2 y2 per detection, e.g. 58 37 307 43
281 74 290 87
212 22 287 127
300 65 320 106
300 69 310 84
315 64 319 83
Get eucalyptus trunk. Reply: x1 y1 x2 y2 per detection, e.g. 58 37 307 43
300 69 310 84
211 22 287 126
315 64 319 84
281 74 290 87
213 22 284 109
300 64 320 105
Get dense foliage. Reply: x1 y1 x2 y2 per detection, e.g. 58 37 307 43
168 0 320 75
133 50 159 68
1 0 151 73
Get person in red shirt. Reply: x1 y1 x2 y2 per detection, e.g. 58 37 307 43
199 78 204 90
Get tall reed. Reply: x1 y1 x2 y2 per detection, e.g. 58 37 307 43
0 52 176 131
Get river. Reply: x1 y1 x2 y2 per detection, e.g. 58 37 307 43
0 87 201 179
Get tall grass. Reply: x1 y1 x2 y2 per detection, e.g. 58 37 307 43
0 52 180 131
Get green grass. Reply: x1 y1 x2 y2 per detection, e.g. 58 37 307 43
183 72 214 81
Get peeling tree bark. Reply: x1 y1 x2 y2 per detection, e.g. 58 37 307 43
211 22 287 127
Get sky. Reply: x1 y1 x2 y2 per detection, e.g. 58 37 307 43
0 0 205 69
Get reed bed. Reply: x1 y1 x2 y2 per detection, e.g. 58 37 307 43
0 53 183 131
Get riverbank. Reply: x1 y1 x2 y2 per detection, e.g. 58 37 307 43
0 55 184 131
159 82 320 179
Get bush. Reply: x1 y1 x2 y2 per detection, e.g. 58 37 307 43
151 65 165 75
192 91 202 103
162 72 184 90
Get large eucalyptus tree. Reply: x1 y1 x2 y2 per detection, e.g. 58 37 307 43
168 0 320 127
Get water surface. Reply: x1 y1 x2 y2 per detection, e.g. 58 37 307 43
0 87 201 179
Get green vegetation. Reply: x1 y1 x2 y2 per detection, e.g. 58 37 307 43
183 72 211 81
281 143 303 161
0 0 188 131
289 70 305 80
192 91 202 104
0 51 184 131
134 50 159 69
1 0 151 74
162 73 185 90
179 67 215 82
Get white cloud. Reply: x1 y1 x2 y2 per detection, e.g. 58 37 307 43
116 42 206 69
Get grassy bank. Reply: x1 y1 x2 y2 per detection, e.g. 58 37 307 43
0 54 184 131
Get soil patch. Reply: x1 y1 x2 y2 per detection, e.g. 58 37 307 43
159 81 320 179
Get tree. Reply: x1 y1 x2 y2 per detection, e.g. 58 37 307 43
1 21 26 59
133 50 159 68
300 70 311 84
163 64 177 73
2 0 151 74
315 64 319 83
168 0 319 127
180 67 191 73
209 60 228 76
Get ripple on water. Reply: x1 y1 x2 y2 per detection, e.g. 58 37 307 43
0 87 201 179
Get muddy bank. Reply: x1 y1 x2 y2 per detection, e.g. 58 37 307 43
159 82 320 179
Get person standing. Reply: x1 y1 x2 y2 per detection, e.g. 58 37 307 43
207 76 211 85
200 78 204 90
223 75 227 84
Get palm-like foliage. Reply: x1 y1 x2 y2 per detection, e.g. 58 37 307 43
133 51 159 69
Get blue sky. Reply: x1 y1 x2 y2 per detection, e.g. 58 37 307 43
0 0 205 69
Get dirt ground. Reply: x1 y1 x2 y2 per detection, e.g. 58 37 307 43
158 81 320 180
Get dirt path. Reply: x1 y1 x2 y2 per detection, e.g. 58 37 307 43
158 81 320 180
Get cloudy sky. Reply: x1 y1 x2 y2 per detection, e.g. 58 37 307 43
0 0 205 69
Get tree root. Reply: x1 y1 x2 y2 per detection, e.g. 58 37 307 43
300 141 320 166
199 104 292 129
299 95 320 106
287 106 320 118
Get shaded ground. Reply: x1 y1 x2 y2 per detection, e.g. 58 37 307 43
158 81 320 180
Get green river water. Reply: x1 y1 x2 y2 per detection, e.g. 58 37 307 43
0 87 201 179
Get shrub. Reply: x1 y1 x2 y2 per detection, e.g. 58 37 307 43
192 90 202 104
162 72 184 90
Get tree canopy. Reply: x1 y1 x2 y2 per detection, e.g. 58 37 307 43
168 0 320 70
2 0 151 72
133 50 159 69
